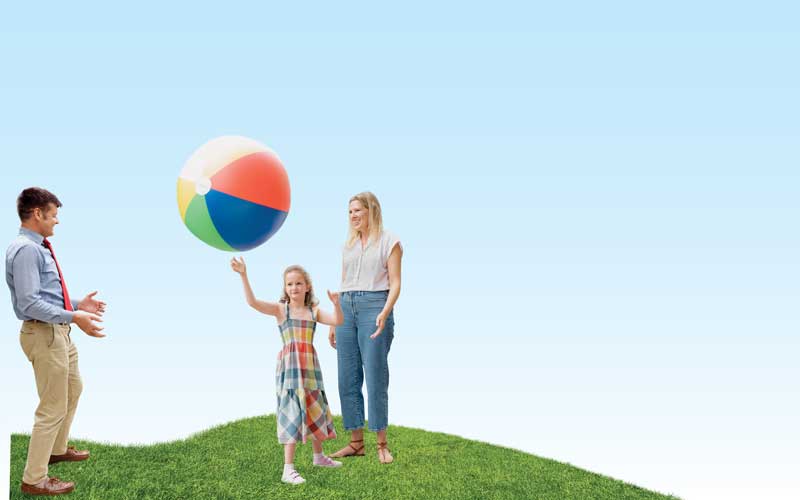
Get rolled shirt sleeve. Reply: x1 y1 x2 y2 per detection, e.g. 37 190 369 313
11 245 74 324
380 231 402 267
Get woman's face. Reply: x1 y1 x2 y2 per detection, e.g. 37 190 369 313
349 200 368 233
284 271 309 303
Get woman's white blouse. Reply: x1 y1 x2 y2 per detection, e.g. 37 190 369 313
340 230 402 292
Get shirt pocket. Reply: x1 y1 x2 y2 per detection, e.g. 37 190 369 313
42 257 61 284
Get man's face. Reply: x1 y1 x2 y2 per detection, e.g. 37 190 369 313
34 203 59 238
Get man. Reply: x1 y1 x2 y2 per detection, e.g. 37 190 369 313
5 187 106 496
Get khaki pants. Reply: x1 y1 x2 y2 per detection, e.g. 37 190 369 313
19 321 82 485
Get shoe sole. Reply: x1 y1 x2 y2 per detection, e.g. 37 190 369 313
21 485 75 495
49 456 89 465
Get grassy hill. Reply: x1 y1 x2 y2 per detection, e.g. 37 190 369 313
10 415 680 499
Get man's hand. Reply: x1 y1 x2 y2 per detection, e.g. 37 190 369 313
77 291 106 316
73 310 105 338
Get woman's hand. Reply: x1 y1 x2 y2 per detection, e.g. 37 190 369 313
328 326 337 349
230 257 247 275
370 310 388 339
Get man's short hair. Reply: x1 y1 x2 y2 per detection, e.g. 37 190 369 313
17 187 62 221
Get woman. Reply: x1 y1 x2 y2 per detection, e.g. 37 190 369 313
329 191 402 464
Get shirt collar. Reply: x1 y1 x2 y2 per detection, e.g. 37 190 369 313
19 227 45 246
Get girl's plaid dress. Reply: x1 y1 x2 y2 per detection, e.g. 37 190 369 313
275 303 337 444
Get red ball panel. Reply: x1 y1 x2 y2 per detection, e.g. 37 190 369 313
210 151 291 212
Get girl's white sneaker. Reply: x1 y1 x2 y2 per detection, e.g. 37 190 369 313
281 469 306 485
313 455 343 468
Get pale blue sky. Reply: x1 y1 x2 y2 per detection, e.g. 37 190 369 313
2 3 799 499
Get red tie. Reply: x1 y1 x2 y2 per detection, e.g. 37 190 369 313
42 239 73 312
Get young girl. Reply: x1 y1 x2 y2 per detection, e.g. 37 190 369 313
231 257 343 485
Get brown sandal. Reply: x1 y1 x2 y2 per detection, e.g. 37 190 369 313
377 441 394 464
330 439 365 458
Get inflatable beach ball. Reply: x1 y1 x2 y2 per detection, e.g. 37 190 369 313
177 136 290 251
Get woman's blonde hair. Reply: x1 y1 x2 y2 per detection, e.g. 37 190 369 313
279 265 319 306
347 191 383 247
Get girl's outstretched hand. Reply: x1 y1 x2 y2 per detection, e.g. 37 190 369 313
230 257 247 275
327 289 340 305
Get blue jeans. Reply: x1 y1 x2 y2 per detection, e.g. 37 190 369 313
337 291 394 432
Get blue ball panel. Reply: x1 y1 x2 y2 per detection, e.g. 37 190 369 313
205 189 288 251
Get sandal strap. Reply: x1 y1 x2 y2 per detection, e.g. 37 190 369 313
347 441 364 452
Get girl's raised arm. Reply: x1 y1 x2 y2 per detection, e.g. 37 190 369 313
315 289 344 326
230 257 281 317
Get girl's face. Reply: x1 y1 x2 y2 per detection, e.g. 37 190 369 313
349 200 368 233
284 271 310 304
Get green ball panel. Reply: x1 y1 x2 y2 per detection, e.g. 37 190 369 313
184 195 235 251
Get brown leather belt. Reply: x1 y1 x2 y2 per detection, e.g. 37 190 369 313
23 319 69 326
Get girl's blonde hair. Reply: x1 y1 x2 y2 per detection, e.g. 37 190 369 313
279 265 319 306
346 191 383 248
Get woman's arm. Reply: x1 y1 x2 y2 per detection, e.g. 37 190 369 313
384 244 403 312
371 244 402 339
231 257 281 317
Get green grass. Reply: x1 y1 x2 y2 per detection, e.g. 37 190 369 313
10 415 680 499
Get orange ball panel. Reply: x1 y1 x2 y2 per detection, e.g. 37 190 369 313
210 151 291 212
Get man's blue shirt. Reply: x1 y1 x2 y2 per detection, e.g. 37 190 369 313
5 227 76 324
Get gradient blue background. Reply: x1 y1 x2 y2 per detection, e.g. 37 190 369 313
2 3 799 499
